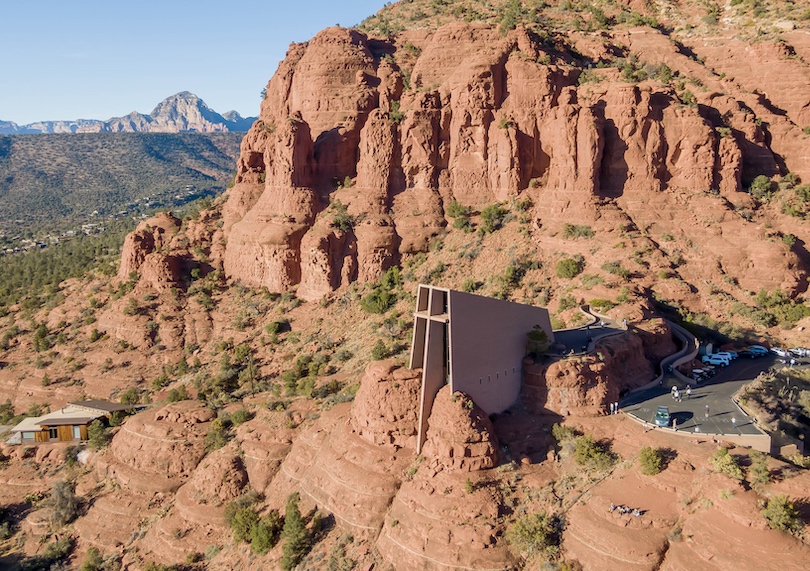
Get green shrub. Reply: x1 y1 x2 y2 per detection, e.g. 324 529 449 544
230 409 252 426
680 89 697 107
251 510 283 555
551 423 579 443
225 493 260 543
479 203 509 234
578 69 603 85
558 295 578 311
761 495 801 532
638 446 664 475
453 216 474 232
589 298 616 311
327 533 356 571
749 175 775 200
749 450 770 485
556 258 583 279
574 435 616 471
40 535 74 566
602 261 630 280
426 261 447 283
360 288 396 314
754 289 810 327
619 55 648 83
371 340 390 361
709 447 744 480
388 100 405 124
166 385 189 403
505 511 562 559
205 418 231 451
562 223 594 239
446 199 471 218
526 325 550 357
462 278 480 293
330 199 354 233
119 387 140 405
80 547 104 571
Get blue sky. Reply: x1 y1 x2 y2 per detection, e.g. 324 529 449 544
0 0 388 124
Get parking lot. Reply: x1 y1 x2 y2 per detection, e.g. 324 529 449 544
620 353 788 436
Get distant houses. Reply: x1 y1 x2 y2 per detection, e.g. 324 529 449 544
7 400 138 445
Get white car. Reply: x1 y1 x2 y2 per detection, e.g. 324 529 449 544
702 355 729 366
771 347 790 357
789 347 809 357
713 351 737 360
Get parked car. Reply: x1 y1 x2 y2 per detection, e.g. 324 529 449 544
702 354 729 366
654 406 671 427
771 347 790 357
713 351 737 360
789 347 809 358
738 350 759 359
748 345 768 355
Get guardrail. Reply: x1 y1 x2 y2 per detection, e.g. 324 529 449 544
630 319 698 391
623 413 771 453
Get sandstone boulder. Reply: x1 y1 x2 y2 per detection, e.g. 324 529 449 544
421 386 499 472
351 359 421 449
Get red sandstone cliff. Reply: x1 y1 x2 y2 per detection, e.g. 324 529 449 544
216 22 807 300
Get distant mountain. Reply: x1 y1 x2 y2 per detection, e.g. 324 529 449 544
0 92 256 134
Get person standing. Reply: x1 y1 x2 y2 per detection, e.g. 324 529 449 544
614 401 619 414
731 416 737 430
686 385 692 399
705 404 710 419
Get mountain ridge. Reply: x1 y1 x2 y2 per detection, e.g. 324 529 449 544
0 91 256 134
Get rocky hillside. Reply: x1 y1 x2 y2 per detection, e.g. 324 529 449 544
0 92 256 134
0 132 242 240
0 1 810 570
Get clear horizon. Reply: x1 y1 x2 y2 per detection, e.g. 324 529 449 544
0 0 388 125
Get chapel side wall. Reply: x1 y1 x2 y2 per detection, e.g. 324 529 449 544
447 291 553 414
417 319 448 453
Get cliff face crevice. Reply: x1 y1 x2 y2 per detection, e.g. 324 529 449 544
216 23 806 299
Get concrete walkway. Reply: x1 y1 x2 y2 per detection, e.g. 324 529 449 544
552 307 625 354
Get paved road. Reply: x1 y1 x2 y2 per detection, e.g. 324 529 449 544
621 355 781 436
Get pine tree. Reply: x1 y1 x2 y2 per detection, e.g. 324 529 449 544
281 493 311 570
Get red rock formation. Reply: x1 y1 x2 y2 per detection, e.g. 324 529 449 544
118 213 182 281
524 331 654 416
216 22 806 299
377 470 515 571
350 359 421 449
421 386 499 473
234 409 295 494
97 402 214 493
264 404 411 538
